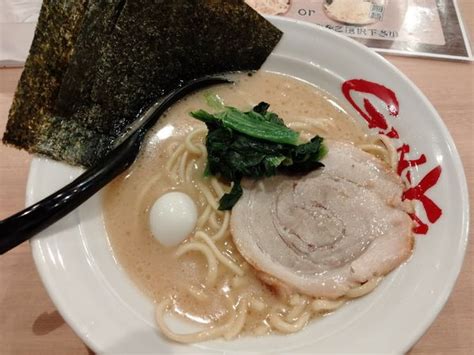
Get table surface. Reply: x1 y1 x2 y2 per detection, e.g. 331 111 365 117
1 4 473 355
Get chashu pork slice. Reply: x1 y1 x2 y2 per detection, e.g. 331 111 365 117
231 141 414 299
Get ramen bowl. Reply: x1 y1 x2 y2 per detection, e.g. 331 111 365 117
28 16 469 353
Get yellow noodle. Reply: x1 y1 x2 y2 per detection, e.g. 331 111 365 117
223 297 248 340
294 117 335 132
169 162 179 180
249 297 266 312
185 128 207 154
165 141 181 156
210 177 225 198
209 211 221 230
378 134 398 170
285 305 307 323
359 143 391 165
210 211 230 241
195 231 243 276
360 134 398 171
196 205 212 229
155 298 232 343
185 159 195 183
289 294 303 306
273 304 289 315
292 116 322 124
285 299 308 322
268 311 311 334
311 299 345 313
178 150 189 180
196 143 207 158
197 183 219 210
165 143 186 171
175 242 218 286
346 277 382 298
134 174 161 212
307 119 335 132
287 122 310 131
214 209 225 217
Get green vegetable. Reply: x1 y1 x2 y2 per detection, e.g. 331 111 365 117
204 92 225 110
190 102 327 210
218 183 243 211
191 104 300 145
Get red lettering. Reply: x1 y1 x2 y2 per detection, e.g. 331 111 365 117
363 98 388 129
341 79 443 235
383 127 399 139
403 166 442 223
342 79 399 130
396 144 427 183
408 213 429 235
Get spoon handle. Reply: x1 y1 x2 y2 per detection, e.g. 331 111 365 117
0 76 231 255
0 130 141 255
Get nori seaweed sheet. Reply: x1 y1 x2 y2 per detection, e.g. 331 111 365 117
3 0 282 167
55 1 127 118
3 0 88 156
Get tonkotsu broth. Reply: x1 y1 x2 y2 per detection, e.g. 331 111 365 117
103 71 371 333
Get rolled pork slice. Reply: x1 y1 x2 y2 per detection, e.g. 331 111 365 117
230 141 414 299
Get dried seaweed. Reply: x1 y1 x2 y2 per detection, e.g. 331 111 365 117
3 0 89 157
3 0 282 167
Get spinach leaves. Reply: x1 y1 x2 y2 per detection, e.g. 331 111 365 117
190 102 326 210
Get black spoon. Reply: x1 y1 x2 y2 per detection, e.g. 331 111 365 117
0 76 231 255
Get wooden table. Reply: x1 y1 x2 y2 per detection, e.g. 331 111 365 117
1 7 473 355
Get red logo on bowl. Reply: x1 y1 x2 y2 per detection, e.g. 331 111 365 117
342 79 442 235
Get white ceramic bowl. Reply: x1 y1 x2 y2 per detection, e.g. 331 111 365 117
28 17 469 353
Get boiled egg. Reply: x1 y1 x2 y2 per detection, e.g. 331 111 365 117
149 191 198 247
